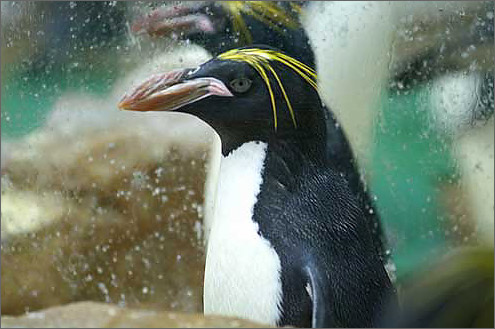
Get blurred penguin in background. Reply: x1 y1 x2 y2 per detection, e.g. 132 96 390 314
302 0 492 183
388 1 494 247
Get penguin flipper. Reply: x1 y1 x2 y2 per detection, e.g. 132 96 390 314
304 264 331 328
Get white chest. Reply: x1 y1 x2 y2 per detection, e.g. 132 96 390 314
203 141 283 326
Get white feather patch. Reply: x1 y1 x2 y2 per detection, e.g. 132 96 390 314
203 141 283 326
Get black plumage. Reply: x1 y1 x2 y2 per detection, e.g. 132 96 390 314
119 46 396 327
255 141 394 327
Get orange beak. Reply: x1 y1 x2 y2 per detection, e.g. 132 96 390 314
118 68 233 112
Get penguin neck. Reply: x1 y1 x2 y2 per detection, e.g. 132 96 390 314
219 105 328 169
212 102 330 235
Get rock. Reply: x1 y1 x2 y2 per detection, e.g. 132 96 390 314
1 80 217 315
0 301 270 328
1 120 211 314
0 42 223 316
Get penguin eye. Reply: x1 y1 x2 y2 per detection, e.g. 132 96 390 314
229 77 252 93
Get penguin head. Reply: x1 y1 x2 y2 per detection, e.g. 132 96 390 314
131 2 227 41
119 46 322 152
131 2 311 64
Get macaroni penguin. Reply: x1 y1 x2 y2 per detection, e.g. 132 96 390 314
119 46 396 327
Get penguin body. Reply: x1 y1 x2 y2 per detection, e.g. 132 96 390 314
119 46 396 327
205 137 392 328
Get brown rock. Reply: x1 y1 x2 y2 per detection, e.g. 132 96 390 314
0 301 270 328
1 102 216 315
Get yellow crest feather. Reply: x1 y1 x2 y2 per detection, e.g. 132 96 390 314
218 48 318 130
219 1 301 46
